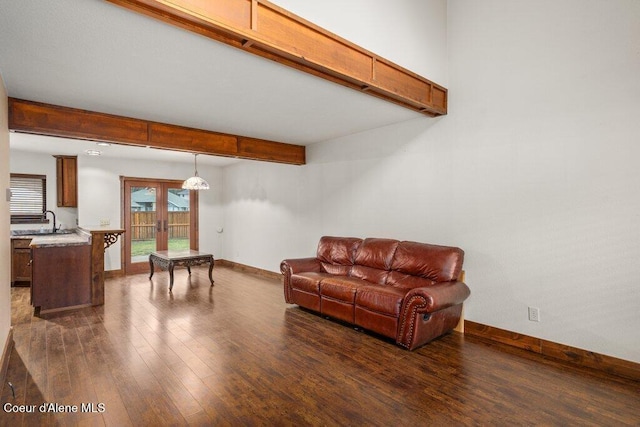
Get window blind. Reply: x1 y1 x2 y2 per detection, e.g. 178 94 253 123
10 174 47 223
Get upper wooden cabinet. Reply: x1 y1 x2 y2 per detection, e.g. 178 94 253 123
54 155 78 207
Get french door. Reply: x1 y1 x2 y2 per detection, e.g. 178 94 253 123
122 178 199 275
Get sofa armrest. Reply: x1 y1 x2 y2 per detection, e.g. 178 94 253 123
405 281 470 313
280 257 322 275
281 257 322 304
397 281 470 350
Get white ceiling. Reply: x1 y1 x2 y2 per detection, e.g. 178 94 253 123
0 0 423 167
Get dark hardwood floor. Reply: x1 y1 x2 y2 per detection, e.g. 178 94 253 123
1 266 639 426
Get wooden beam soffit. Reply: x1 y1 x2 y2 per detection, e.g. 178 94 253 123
8 98 306 165
105 0 447 116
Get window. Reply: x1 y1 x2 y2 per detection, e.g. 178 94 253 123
10 173 47 224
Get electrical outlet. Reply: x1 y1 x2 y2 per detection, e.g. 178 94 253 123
528 306 540 322
100 219 110 226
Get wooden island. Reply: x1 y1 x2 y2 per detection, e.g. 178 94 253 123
14 226 124 313
30 231 92 312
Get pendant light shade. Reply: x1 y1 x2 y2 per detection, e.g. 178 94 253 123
182 154 210 190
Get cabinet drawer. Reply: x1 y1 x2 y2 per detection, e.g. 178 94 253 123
12 239 32 248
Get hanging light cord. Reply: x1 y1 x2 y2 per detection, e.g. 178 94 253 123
182 153 210 190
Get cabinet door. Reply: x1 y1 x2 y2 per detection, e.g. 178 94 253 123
55 155 78 207
13 248 32 282
11 239 32 286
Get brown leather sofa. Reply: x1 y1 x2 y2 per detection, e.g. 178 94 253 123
281 236 470 350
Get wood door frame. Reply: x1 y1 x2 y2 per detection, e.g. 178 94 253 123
121 176 199 275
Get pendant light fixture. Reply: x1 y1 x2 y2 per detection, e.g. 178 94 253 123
182 153 210 190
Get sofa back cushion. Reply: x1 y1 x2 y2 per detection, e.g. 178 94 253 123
317 236 362 273
350 238 399 284
390 241 464 282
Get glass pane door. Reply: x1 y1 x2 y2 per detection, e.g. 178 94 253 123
130 185 159 264
123 178 199 276
167 187 190 251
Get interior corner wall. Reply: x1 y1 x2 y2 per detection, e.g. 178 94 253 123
222 0 448 270
0 72 11 359
221 0 640 363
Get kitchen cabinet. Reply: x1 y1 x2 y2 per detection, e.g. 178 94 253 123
31 243 91 311
13 228 123 312
54 155 78 207
11 238 32 286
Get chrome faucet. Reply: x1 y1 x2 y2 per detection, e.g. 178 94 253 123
43 210 58 233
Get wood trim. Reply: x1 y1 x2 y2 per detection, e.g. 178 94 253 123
8 98 305 165
191 189 199 251
0 328 13 390
105 269 125 279
250 0 258 30
120 176 126 275
454 306 464 333
453 270 466 333
105 0 447 116
464 320 640 382
216 259 281 281
119 176 193 185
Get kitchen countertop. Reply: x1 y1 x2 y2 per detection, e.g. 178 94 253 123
11 228 91 248
78 225 126 233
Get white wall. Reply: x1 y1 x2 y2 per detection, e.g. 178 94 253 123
221 0 640 363
78 155 224 270
447 0 640 362
0 72 11 361
9 151 79 231
223 161 312 267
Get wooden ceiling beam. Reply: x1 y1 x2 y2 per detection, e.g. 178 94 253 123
105 0 447 116
8 98 306 165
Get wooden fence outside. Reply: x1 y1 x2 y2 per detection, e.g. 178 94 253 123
131 211 189 240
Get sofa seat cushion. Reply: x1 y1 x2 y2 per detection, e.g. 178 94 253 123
320 276 370 302
386 271 435 289
320 263 352 276
355 285 410 316
291 272 334 294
